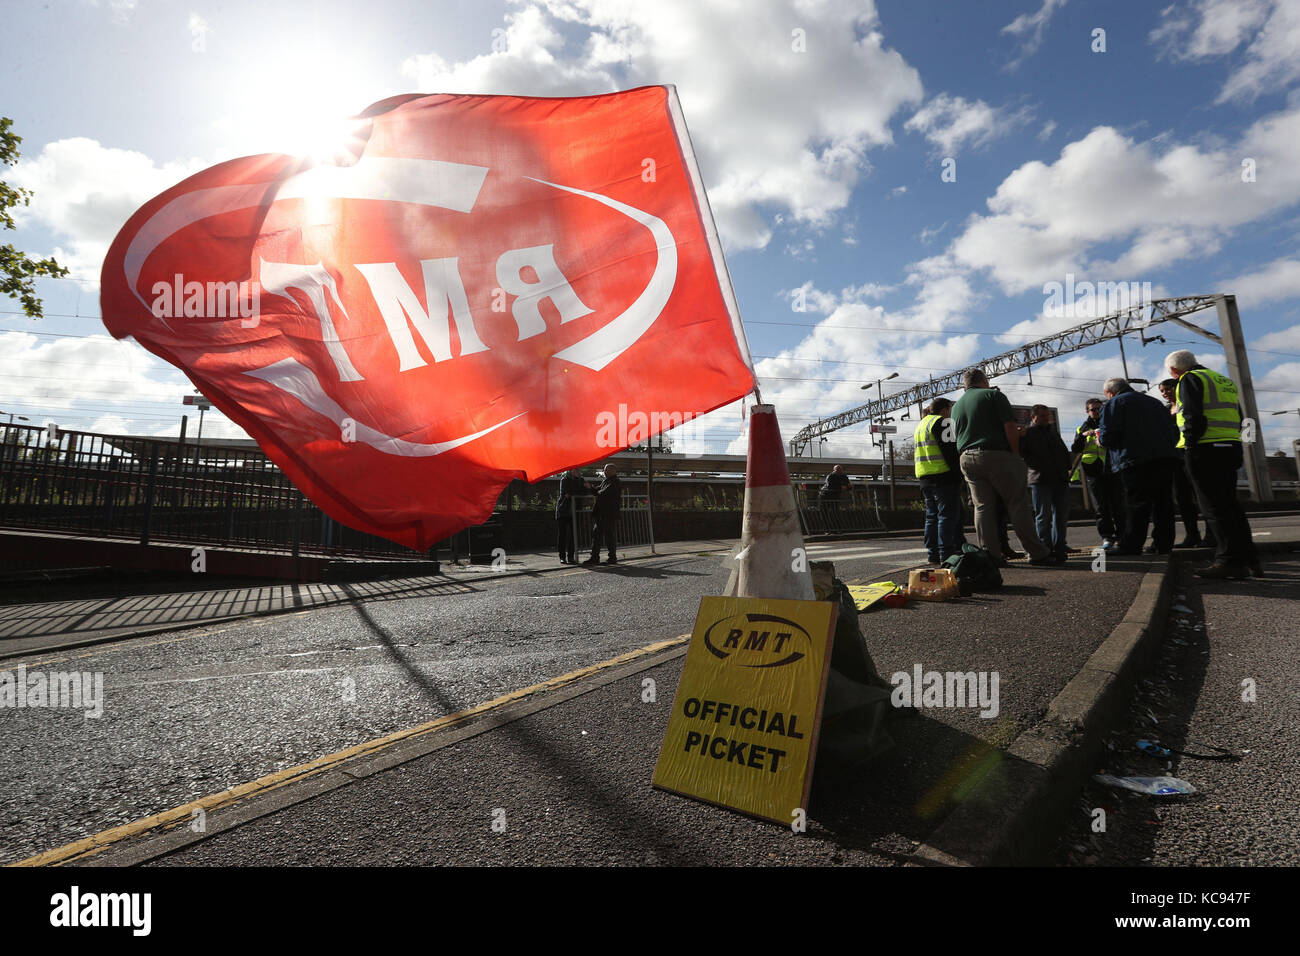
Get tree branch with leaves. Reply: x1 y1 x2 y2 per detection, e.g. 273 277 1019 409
1 117 68 318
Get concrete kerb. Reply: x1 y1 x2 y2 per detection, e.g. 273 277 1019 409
910 535 1300 867
909 557 1176 867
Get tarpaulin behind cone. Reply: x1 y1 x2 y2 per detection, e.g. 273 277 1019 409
99 86 756 550
727 405 814 600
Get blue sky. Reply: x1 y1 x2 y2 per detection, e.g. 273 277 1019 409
4 0 1300 457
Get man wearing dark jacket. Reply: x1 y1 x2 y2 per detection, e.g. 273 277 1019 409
583 464 622 566
555 469 588 564
1158 378 1212 549
1098 378 1179 554
1071 397 1125 549
1020 404 1072 561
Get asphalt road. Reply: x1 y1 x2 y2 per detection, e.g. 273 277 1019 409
136 555 1148 865
4 514 1296 865
2 536 929 864
1056 551 1300 866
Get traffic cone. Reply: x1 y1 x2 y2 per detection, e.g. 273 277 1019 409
724 404 814 600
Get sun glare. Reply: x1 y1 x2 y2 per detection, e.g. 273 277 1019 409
216 49 382 165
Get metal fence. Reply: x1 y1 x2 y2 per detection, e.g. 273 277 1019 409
564 494 655 556
794 485 885 535
0 423 422 559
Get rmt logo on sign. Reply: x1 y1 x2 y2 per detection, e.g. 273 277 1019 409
702 612 809 668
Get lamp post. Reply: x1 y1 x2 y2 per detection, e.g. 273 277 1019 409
182 393 212 463
860 373 899 477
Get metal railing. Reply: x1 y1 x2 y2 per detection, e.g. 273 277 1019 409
565 494 655 556
794 485 885 535
0 423 423 559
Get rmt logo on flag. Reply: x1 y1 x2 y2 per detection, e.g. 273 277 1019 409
101 86 754 549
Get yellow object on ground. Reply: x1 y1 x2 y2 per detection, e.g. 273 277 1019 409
846 582 904 611
907 567 960 601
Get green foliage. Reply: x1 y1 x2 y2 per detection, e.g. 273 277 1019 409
1 117 68 318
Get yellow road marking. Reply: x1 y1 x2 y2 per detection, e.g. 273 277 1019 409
12 633 690 867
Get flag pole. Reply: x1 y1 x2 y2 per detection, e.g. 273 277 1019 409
664 84 761 406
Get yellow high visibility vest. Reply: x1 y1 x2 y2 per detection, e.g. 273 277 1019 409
1076 424 1105 464
913 414 950 477
1176 369 1241 444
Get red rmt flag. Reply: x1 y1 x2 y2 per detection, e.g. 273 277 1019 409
100 86 756 550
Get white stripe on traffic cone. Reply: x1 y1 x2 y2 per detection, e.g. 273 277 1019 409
725 405 814 600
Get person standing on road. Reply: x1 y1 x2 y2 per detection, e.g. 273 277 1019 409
556 469 588 564
1166 350 1261 579
583 464 623 566
1098 378 1179 555
819 464 851 531
1020 404 1072 562
1071 398 1125 550
1158 378 1213 550
951 368 1053 565
914 398 963 565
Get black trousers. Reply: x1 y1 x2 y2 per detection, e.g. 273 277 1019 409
1085 467 1125 540
1171 454 1203 540
1118 459 1176 552
1186 443 1255 565
557 513 576 561
591 512 618 559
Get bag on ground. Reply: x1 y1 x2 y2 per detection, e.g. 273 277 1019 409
942 544 1003 592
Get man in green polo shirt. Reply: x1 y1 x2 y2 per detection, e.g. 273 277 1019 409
951 368 1053 565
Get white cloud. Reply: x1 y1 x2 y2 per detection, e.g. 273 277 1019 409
720 271 986 453
1223 256 1300 308
399 0 924 251
905 93 1032 155
0 331 187 417
1000 0 1069 69
0 330 253 438
1256 362 1300 440
1150 0 1300 103
1150 0 1270 57
1038 119 1057 141
86 0 141 23
919 221 949 244
945 107 1300 294
10 138 203 281
1253 322 1300 351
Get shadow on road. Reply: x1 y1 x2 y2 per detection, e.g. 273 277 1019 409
341 582 696 865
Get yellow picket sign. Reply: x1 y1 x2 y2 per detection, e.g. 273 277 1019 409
652 595 835 826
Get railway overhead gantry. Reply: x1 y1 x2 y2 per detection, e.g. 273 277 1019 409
786 294 1272 502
